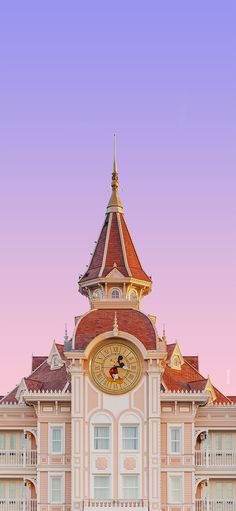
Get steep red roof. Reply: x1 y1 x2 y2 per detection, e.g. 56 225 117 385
74 308 157 351
1 344 70 404
79 211 151 284
162 347 230 404
32 356 47 372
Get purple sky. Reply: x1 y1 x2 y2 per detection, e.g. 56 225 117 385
0 1 235 397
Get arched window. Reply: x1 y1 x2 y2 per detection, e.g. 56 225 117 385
111 288 121 299
92 288 103 300
128 288 138 301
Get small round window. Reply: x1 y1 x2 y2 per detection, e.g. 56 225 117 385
111 288 121 299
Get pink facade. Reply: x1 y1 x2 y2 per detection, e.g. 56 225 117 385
1 148 236 511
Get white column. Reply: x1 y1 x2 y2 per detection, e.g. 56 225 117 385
71 358 85 511
147 359 161 511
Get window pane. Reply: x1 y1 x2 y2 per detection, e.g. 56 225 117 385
51 477 62 503
216 482 222 499
0 434 5 450
225 434 232 451
170 428 181 453
9 482 16 499
9 434 16 450
170 476 182 503
226 483 233 499
94 476 110 499
94 426 110 450
215 434 222 451
0 482 5 499
123 475 139 499
122 426 138 450
52 428 62 453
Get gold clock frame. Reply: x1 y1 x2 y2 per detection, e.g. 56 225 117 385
88 339 143 395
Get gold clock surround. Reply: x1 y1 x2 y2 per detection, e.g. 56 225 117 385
89 339 143 395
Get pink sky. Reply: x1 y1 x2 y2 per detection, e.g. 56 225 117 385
0 1 235 397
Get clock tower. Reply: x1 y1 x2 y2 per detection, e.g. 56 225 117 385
66 139 165 511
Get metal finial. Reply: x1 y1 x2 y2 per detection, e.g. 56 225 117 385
64 323 68 342
111 133 118 191
162 324 166 340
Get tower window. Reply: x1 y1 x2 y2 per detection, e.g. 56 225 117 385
94 426 110 450
93 288 103 300
111 288 121 299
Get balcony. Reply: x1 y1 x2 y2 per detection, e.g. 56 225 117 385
0 501 37 511
0 450 37 467
196 501 236 511
84 500 148 511
195 450 236 467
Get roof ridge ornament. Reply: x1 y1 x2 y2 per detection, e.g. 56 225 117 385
113 312 119 336
107 133 123 213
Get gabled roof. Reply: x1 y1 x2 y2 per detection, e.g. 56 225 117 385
163 343 231 404
1 343 70 404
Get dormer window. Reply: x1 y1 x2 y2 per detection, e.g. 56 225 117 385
51 355 60 369
173 356 181 369
111 288 121 299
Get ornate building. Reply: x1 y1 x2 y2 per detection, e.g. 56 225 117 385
1 142 236 511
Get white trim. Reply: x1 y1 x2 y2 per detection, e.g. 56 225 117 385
99 213 113 277
48 423 65 455
48 472 65 504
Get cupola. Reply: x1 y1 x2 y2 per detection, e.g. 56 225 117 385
78 135 152 309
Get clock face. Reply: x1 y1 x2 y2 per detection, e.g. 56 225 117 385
89 340 142 395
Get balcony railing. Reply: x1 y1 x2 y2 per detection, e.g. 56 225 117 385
84 500 148 509
0 450 37 466
0 500 37 511
195 450 236 467
195 500 236 511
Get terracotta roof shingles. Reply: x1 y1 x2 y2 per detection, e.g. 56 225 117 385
75 308 157 351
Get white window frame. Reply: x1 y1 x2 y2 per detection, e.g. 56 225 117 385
168 424 183 454
49 473 65 504
111 287 122 299
121 425 139 451
93 475 111 500
168 473 183 504
93 425 111 451
49 424 65 455
122 474 140 499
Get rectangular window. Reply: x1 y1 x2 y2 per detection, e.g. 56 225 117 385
0 482 5 499
122 475 139 499
215 434 222 451
224 434 233 451
9 434 16 450
51 427 63 454
0 434 5 450
94 426 110 450
225 482 233 499
122 426 139 450
216 482 223 500
170 427 182 454
51 476 63 503
169 475 183 504
9 482 16 500
94 475 111 500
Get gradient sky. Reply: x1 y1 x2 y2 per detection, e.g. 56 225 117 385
0 1 235 397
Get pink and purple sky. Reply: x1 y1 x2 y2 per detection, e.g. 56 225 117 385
0 1 235 397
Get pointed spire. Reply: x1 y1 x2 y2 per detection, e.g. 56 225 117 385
64 324 68 342
107 133 123 213
162 324 166 341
